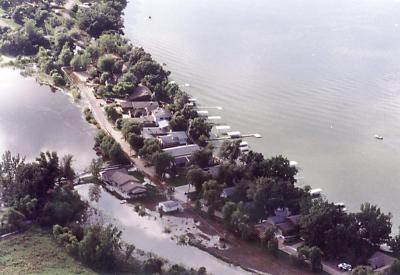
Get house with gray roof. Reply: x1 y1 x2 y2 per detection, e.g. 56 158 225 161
101 168 147 198
163 144 200 166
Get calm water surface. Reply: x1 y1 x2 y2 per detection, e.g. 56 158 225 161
76 184 248 275
125 0 400 227
0 68 96 171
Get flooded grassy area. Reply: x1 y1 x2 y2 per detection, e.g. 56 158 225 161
0 228 96 275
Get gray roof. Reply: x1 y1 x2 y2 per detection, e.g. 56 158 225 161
163 144 200 158
368 251 396 269
101 168 140 187
119 182 147 195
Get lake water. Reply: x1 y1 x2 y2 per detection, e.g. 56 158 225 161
0 67 96 171
124 0 400 227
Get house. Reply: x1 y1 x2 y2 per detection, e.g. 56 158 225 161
221 186 237 198
142 127 169 139
152 108 172 123
368 251 396 271
158 120 170 131
157 200 182 213
128 85 152 101
157 132 189 148
120 101 159 117
255 210 302 241
101 168 147 198
162 144 200 166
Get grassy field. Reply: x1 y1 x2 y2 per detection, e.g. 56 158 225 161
0 228 97 275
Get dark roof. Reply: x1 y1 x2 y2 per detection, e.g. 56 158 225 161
101 168 140 187
121 101 159 111
276 222 297 236
267 215 287 225
119 182 147 195
368 251 396 269
128 85 152 101
287 215 302 226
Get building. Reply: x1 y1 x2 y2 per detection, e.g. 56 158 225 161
120 101 159 117
157 131 189 148
128 85 152 101
163 144 200 166
142 127 169 139
152 107 172 123
221 186 237 198
101 168 147 198
255 210 302 241
157 200 182 213
368 251 396 271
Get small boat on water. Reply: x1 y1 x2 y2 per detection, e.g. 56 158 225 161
374 135 384 140
239 141 250 152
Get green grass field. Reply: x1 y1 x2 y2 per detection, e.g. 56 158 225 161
0 228 97 275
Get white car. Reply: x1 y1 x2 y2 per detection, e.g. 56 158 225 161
338 263 352 271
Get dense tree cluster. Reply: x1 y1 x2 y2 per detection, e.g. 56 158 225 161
94 130 129 164
0 151 87 231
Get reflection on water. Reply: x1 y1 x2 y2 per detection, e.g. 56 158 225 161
124 0 400 227
0 67 96 171
76 184 248 275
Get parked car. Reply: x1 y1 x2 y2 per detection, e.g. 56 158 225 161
338 263 352 271
105 98 114 104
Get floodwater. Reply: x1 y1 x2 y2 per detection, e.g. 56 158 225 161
75 184 248 275
0 67 96 171
124 0 400 227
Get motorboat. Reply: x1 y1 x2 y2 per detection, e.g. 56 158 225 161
374 135 383 140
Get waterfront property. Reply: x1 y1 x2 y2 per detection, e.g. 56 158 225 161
157 131 189 148
120 101 159 117
101 167 147 199
152 107 172 123
163 144 201 166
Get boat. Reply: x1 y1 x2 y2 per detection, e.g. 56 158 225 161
374 135 383 140
239 141 250 152
227 131 241 139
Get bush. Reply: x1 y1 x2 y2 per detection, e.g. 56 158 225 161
143 258 163 274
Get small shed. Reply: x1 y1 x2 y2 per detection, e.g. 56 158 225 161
158 201 182 213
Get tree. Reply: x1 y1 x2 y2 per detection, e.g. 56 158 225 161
352 266 375 275
77 2 124 37
104 106 121 123
202 180 222 207
70 53 89 71
138 139 161 160
169 115 188 131
97 54 115 73
222 201 236 226
263 155 298 184
309 246 323 272
127 133 144 152
389 232 400 257
389 259 400 275
78 224 122 270
124 243 135 262
152 152 174 178
356 203 392 247
143 258 163 274
58 44 73 66
219 139 242 162
1 208 26 230
89 158 103 183
120 119 142 139
59 154 75 181
186 167 207 192
189 148 213 168
109 143 129 164
189 118 212 145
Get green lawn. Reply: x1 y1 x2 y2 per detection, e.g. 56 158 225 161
0 228 97 275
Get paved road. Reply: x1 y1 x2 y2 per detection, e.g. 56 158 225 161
76 82 159 183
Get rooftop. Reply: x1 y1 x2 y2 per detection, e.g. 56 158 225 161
163 144 200 158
